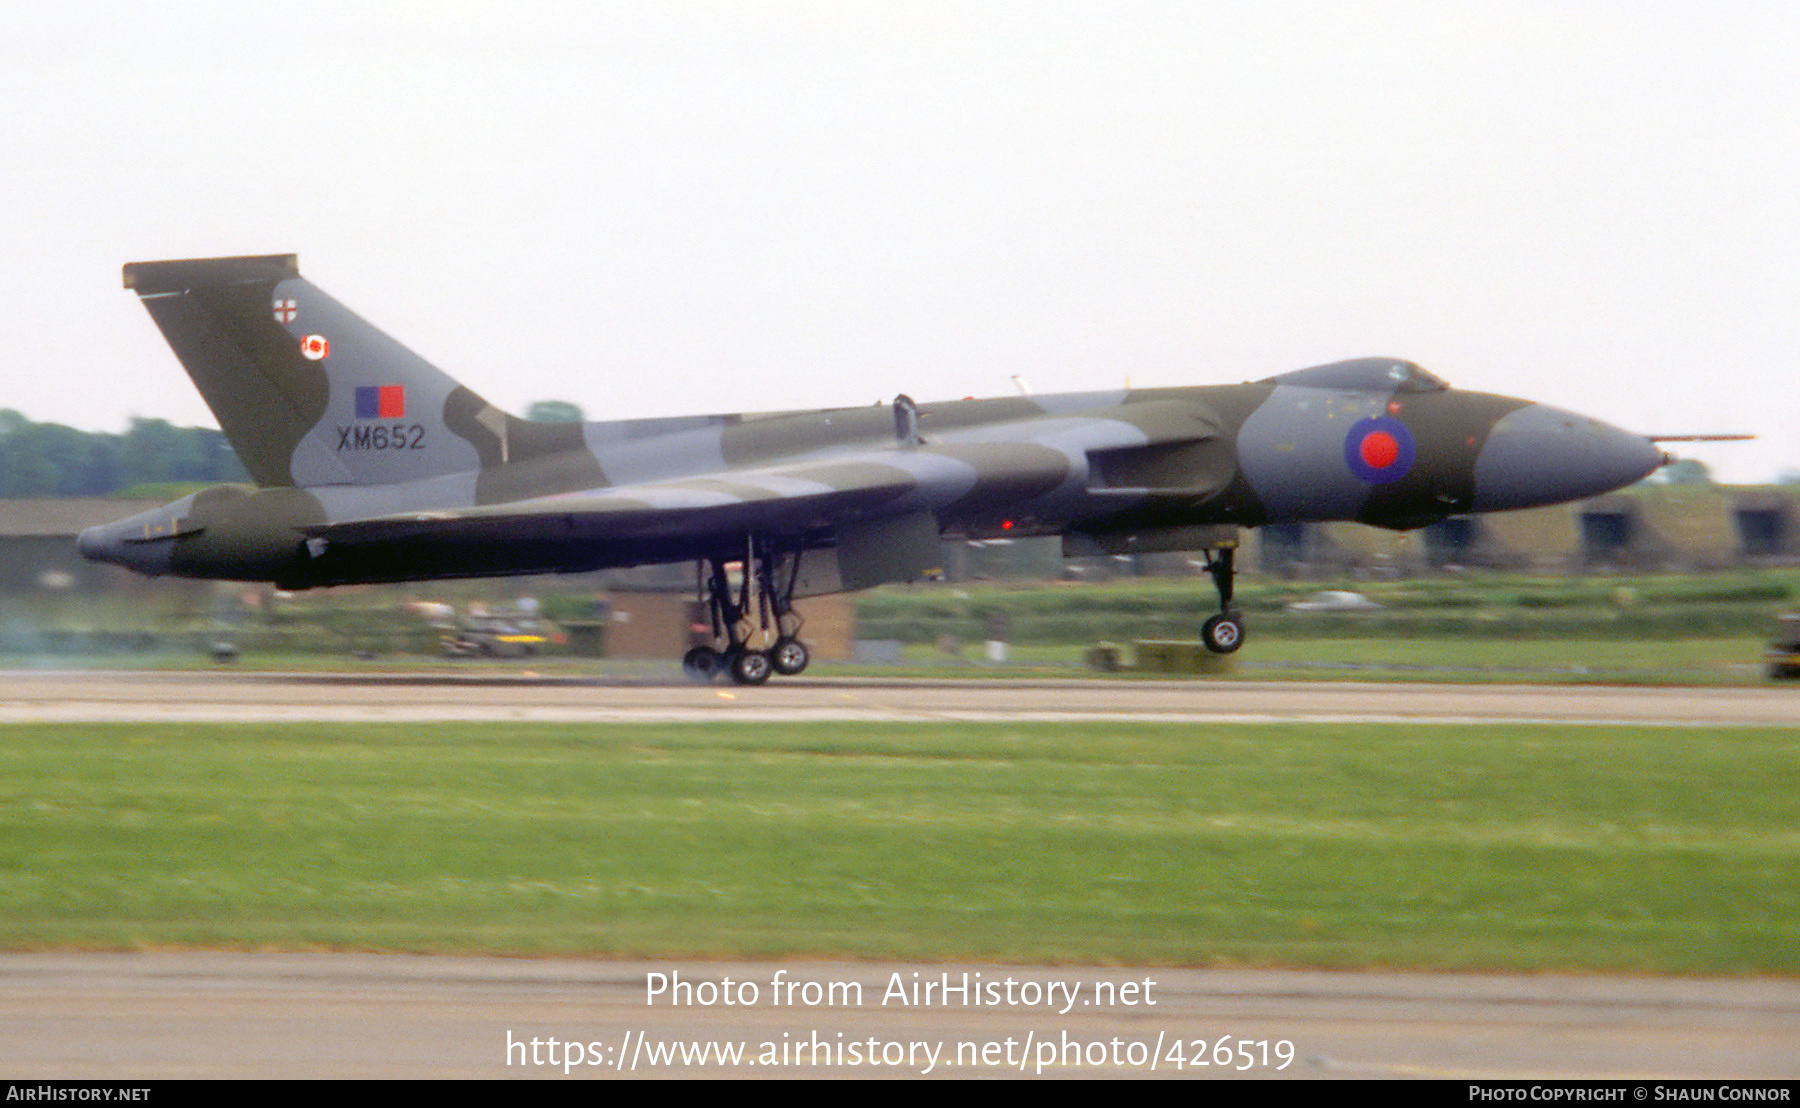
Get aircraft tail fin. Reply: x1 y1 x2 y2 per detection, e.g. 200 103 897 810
123 254 533 489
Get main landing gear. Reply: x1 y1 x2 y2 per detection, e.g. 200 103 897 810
1199 545 1245 655
681 536 813 685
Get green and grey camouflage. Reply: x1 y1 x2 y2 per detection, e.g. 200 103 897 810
80 255 1666 681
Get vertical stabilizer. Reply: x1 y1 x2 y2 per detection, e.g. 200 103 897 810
123 254 501 488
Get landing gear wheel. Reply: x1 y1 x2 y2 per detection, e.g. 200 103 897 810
692 540 809 684
770 637 810 676
729 648 774 686
1201 613 1244 655
683 646 721 682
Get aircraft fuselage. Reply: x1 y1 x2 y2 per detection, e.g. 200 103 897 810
79 361 1661 590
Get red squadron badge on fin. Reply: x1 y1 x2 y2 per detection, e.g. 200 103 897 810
301 335 330 360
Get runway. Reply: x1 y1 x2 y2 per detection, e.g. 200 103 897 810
4 669 1795 1079
1 667 1795 726
6 953 1798 1079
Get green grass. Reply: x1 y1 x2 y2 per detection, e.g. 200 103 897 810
833 635 1769 684
2 720 1796 972
1181 634 1769 683
855 570 1799 644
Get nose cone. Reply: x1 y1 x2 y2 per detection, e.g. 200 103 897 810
76 525 106 561
1472 404 1663 512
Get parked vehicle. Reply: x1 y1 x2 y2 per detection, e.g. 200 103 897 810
441 614 552 659
1766 614 1800 680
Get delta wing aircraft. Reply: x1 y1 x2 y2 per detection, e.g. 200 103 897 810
80 254 1668 683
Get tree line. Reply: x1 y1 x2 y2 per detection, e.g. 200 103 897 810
0 410 247 497
0 400 585 498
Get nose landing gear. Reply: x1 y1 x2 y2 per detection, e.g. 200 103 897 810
1199 545 1245 655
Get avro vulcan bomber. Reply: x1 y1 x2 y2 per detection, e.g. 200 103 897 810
79 255 1668 682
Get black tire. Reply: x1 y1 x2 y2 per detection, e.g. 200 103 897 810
729 648 774 686
682 646 720 682
1201 613 1244 655
771 637 810 676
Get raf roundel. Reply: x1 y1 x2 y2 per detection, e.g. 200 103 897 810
1344 416 1416 484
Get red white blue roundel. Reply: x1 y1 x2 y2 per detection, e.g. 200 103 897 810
1344 416 1416 483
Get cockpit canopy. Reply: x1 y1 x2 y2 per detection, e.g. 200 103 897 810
1263 358 1449 394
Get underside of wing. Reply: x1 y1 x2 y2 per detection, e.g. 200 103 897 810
283 467 918 587
308 460 924 549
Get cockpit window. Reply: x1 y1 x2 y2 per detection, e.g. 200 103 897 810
1261 358 1449 393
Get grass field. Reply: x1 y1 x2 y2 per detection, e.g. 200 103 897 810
853 570 1798 646
2 719 1795 973
874 635 1771 683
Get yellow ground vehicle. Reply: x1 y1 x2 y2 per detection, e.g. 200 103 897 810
441 614 552 659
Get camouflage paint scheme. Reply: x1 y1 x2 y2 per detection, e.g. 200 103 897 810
79 255 1665 667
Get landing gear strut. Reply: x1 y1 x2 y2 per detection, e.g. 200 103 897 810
1199 546 1244 655
682 535 812 685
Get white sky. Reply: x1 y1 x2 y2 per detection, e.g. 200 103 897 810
4 1 1795 482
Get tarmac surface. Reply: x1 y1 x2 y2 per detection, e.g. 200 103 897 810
6 953 1799 1079
1 666 1796 726
4 668 1796 1079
